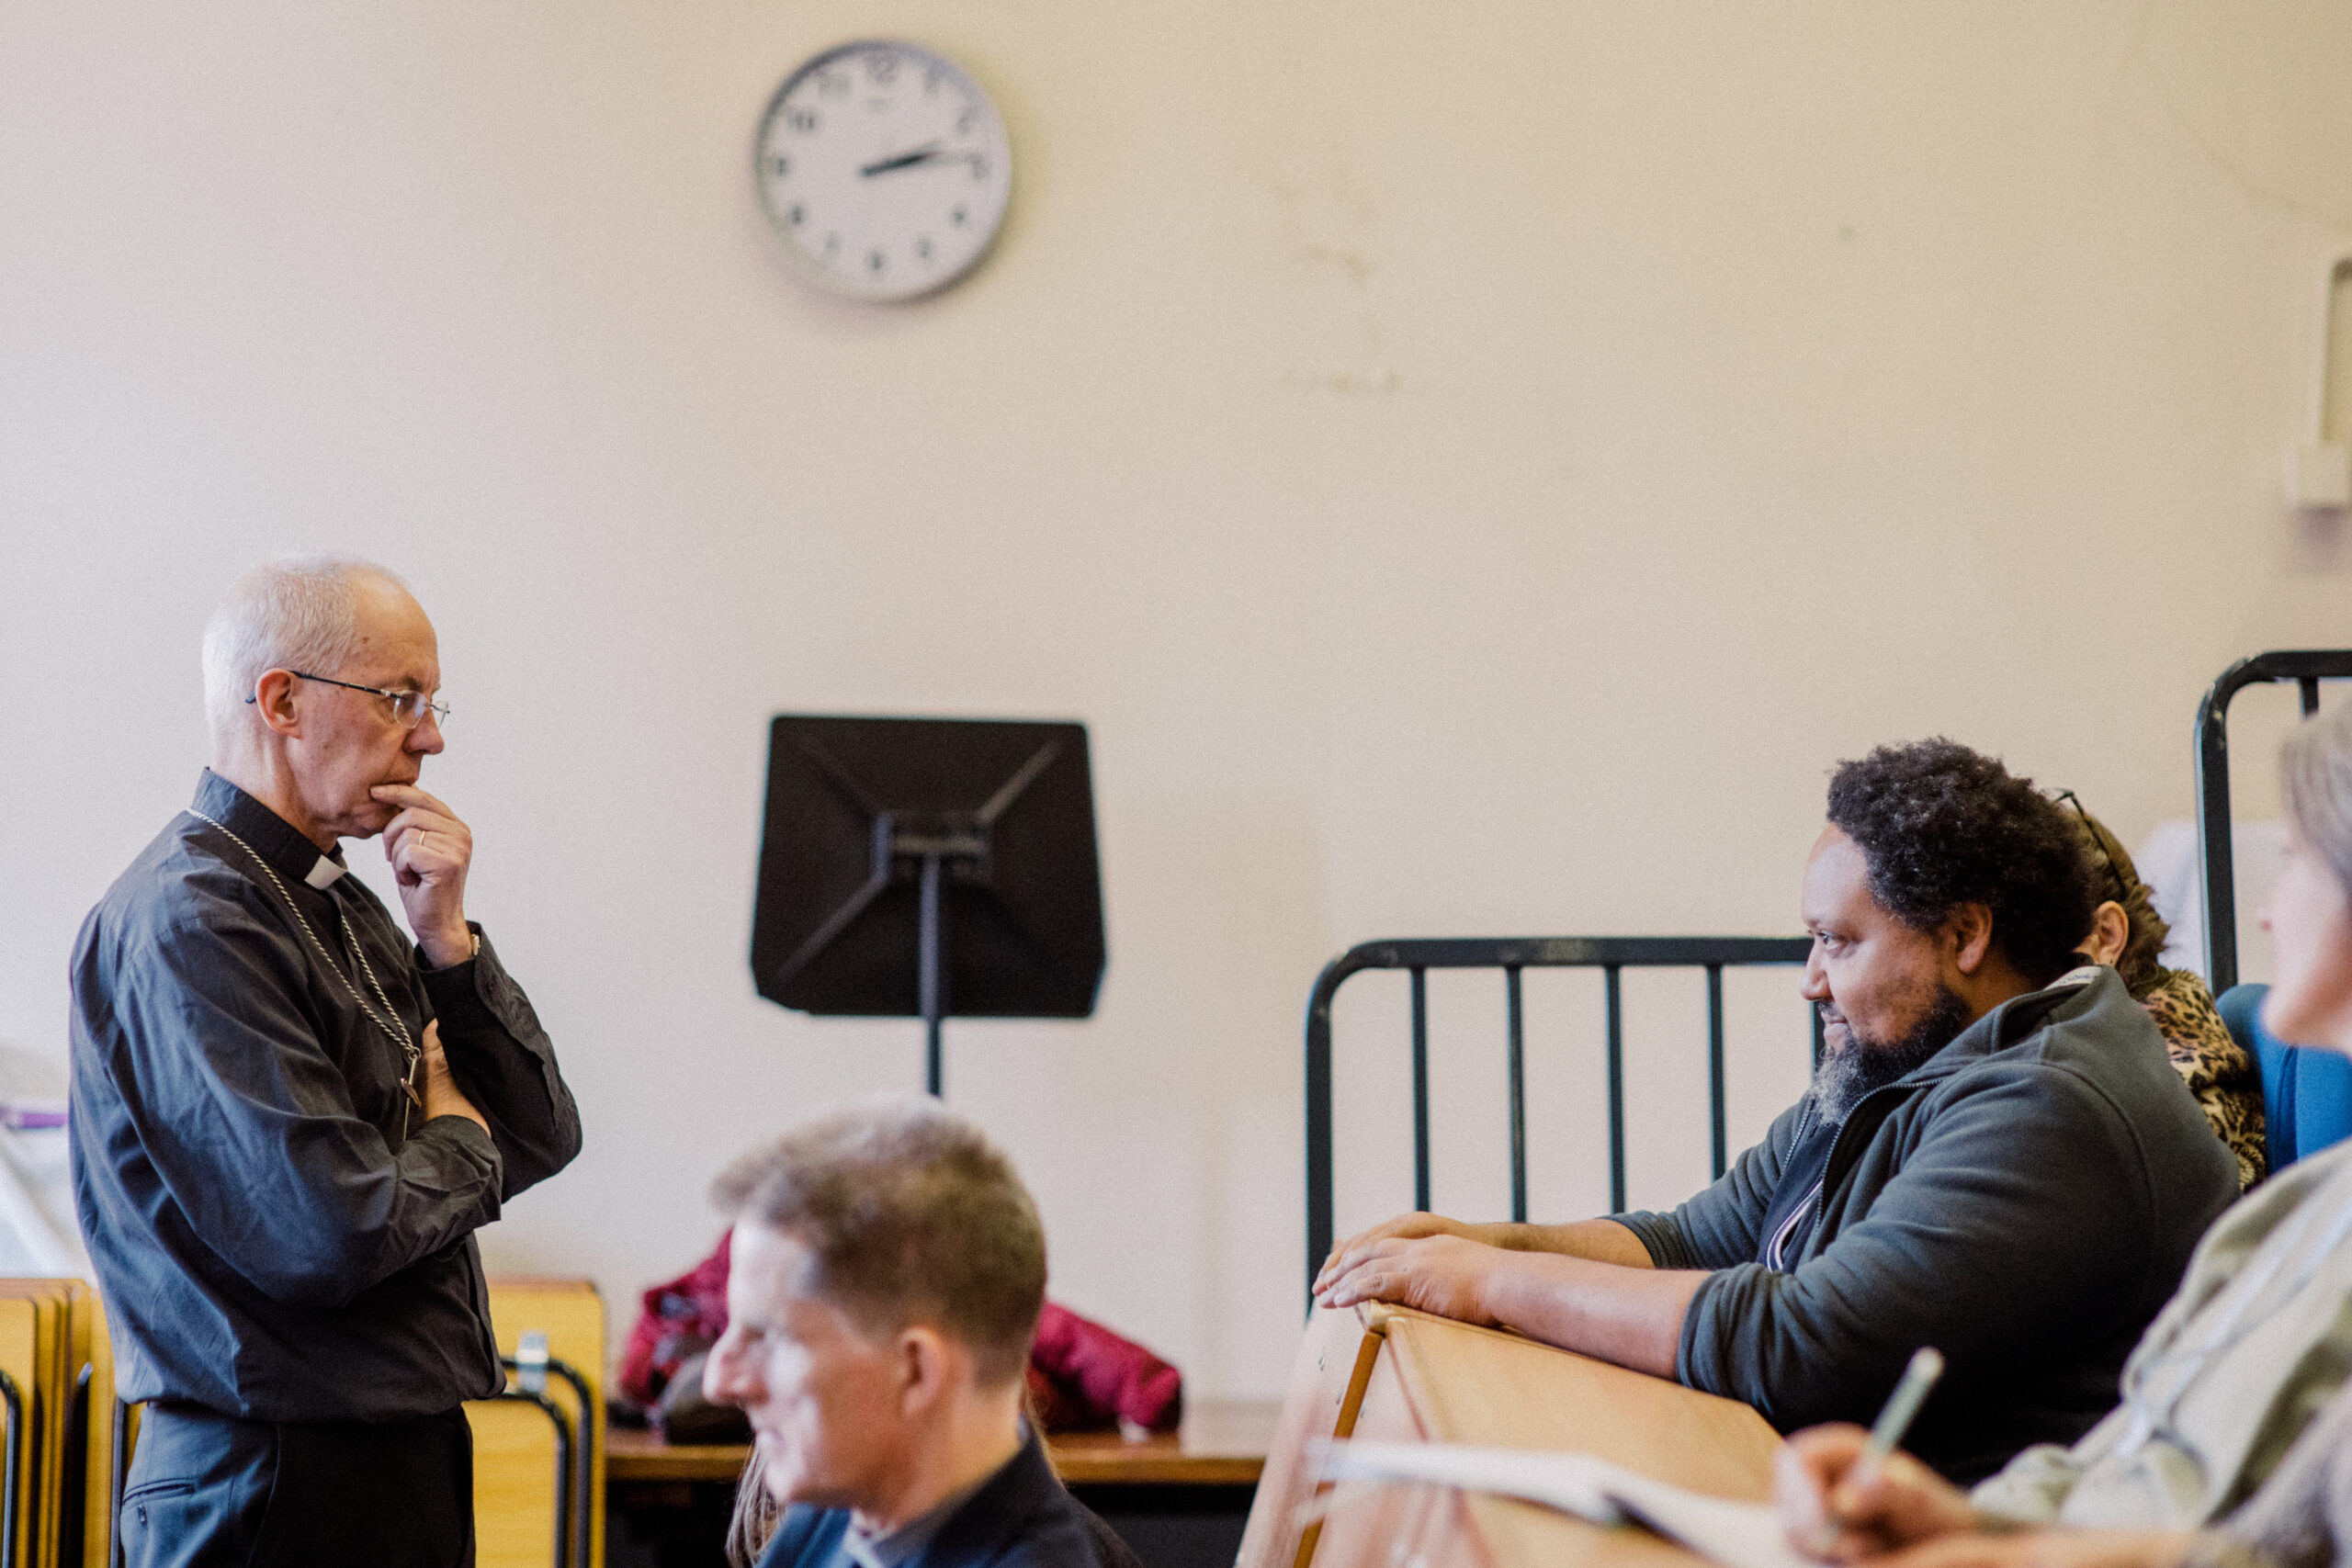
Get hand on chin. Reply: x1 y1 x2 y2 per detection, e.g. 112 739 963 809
345 804 399 840
350 781 417 838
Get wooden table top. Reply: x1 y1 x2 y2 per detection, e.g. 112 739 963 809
1050 1398 1279 1484
1375 1307 1781 1566
1238 1304 1785 1568
605 1398 1281 1488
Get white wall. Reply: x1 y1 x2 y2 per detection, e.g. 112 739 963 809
5 0 2350 1399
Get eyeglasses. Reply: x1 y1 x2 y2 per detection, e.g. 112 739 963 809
246 671 451 730
2053 788 2131 905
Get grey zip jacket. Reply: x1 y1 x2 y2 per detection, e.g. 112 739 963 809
1973 1134 2352 1529
1614 967 2240 1483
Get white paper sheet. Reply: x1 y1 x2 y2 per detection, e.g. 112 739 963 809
1317 1439 1815 1568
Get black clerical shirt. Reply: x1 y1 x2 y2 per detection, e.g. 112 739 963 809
69 770 582 1423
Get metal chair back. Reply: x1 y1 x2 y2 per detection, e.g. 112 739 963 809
2197 651 2352 993
1304 936 1818 1305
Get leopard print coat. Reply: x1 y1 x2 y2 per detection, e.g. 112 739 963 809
2142 965 2267 1190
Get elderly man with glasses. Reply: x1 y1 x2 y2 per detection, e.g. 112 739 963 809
70 554 582 1568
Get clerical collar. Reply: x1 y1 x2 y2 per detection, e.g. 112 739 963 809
191 770 349 891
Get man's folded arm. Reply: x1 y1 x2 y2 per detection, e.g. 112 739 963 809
1675 1065 2159 1431
417 925 582 1198
103 911 505 1308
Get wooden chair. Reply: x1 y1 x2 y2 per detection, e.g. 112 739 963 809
0 1279 91 1568
68 1291 118 1568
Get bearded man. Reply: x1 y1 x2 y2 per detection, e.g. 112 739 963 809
1316 739 2238 1483
71 556 581 1567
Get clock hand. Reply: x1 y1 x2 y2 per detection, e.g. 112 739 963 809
860 142 946 176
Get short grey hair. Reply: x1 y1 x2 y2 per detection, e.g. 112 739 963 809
199 555 406 739
711 1097 1046 1386
2284 700 2352 902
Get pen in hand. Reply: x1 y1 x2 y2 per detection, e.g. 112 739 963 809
1809 1347 1945 1554
1854 1347 1945 1490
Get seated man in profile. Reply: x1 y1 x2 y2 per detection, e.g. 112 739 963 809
705 1099 1145 1568
1317 739 2241 1483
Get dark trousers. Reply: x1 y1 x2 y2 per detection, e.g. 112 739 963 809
120 1402 474 1568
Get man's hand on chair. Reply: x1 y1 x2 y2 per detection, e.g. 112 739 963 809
1314 1212 1483 1298
1314 1232 1500 1325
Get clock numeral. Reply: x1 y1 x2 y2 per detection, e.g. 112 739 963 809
786 107 819 133
868 249 887 274
865 51 898 84
770 155 790 178
815 70 848 96
787 203 805 226
926 66 945 96
823 232 841 256
951 206 967 227
956 107 978 134
968 156 989 182
915 237 933 262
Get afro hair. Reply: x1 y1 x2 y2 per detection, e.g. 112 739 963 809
1826 739 2096 987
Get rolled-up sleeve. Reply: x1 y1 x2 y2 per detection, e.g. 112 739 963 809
1675 1064 2157 1431
418 926 581 1199
98 907 503 1309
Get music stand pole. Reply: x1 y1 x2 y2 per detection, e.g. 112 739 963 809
919 852 945 1096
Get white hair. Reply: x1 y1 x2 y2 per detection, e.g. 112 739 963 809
200 555 408 740
2285 700 2352 902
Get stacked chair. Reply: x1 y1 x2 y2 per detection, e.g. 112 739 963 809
0 1279 91 1568
0 1278 607 1568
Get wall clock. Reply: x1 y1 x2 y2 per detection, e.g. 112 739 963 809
753 40 1013 302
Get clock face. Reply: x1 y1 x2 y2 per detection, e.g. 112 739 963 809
753 41 1012 303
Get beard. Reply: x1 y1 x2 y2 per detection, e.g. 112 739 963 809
1809 986 1973 1125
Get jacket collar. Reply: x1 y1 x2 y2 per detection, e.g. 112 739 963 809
1817 966 2118 1179
1806 964 2126 1194
1889 964 2111 1091
910 1424 1060 1567
763 1424 1054 1568
190 769 349 890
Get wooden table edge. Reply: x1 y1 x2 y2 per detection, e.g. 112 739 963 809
606 1404 1277 1489
605 1432 749 1483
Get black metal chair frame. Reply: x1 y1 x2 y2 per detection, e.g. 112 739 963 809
0 1369 21 1568
2197 651 2352 994
107 1395 130 1568
1305 935 1818 1304
511 1353 599 1568
58 1366 87 1568
489 1380 575 1568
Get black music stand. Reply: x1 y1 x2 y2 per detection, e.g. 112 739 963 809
751 715 1108 1094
